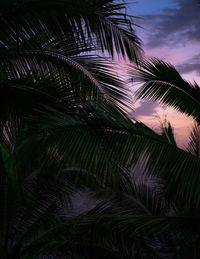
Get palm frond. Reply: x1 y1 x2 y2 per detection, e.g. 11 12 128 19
0 0 143 63
72 174 200 258
0 141 80 258
71 181 170 257
133 59 200 124
0 48 132 110
12 99 200 207
187 123 200 158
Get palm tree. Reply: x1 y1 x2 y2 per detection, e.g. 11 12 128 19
87 58 200 257
0 0 145 257
4 1 200 258
0 0 143 185
68 122 200 258
0 0 142 61
0 0 144 133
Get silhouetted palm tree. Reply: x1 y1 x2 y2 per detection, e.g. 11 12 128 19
70 121 200 258
0 0 145 257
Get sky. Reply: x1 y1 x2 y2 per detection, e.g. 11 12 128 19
126 0 200 147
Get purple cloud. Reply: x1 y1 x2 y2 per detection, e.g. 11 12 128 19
139 0 200 48
177 54 200 75
128 100 160 119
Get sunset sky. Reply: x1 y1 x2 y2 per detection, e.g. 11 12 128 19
127 0 200 147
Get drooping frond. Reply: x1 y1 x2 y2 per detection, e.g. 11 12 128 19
11 99 200 207
132 59 200 124
0 0 143 63
0 46 132 111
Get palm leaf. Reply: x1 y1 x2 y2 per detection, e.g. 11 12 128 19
133 59 200 124
12 98 200 208
0 0 142 63
73 174 200 258
187 123 200 158
0 48 132 110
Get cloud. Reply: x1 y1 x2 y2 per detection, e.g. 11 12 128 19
140 0 200 48
128 100 160 119
177 54 200 75
177 64 200 75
